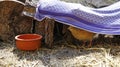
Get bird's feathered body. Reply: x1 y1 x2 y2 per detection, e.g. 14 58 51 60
68 26 95 41
68 26 96 47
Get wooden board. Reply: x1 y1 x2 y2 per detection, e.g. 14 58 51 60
35 18 55 48
0 0 33 42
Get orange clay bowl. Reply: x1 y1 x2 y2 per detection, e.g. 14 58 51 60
15 34 42 50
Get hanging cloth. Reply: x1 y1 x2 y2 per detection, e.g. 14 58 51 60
35 0 120 35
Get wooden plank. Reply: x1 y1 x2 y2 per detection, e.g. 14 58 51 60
0 0 33 42
35 18 55 48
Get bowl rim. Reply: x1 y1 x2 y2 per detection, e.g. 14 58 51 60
15 34 42 41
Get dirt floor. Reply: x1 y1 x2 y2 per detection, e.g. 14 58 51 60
0 38 120 67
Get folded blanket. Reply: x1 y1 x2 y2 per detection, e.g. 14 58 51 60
34 0 120 35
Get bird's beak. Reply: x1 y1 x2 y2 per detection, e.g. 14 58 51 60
68 26 71 30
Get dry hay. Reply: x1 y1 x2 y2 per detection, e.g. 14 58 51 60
0 40 120 67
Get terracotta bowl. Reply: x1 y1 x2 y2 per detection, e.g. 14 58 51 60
15 34 42 50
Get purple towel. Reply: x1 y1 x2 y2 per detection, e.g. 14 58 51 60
35 0 120 35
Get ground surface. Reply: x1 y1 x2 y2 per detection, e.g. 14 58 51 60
0 38 120 67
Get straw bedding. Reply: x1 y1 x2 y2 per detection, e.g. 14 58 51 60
0 39 120 67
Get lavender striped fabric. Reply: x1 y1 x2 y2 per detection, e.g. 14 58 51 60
35 0 120 35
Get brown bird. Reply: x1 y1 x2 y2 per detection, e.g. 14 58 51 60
68 26 96 48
